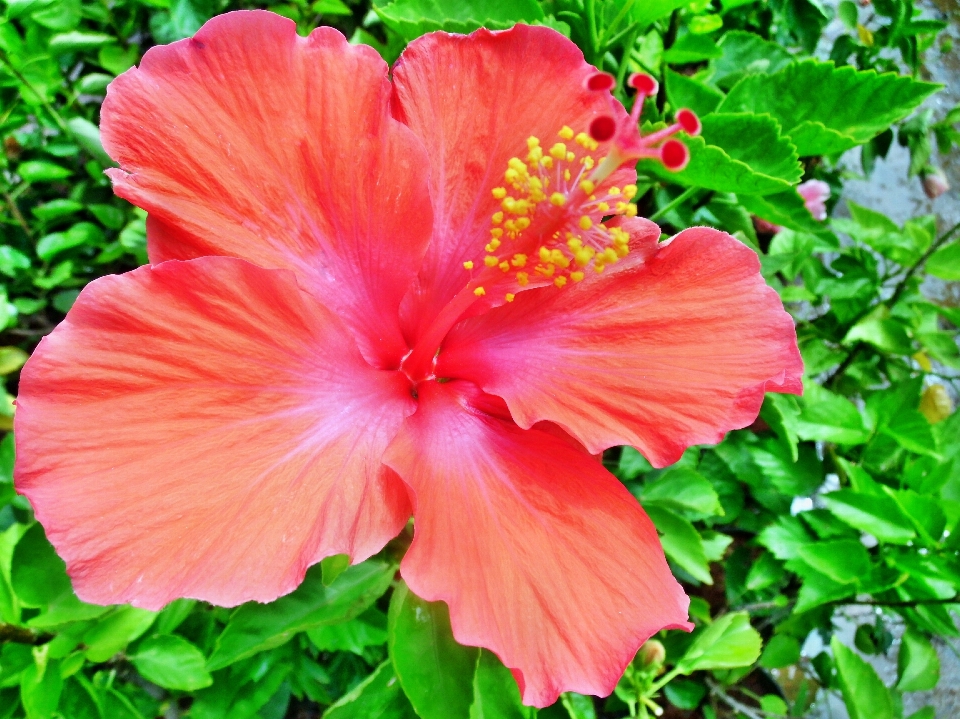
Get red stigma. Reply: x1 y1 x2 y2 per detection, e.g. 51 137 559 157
660 139 689 171
628 73 658 96
676 109 701 136
585 72 616 92
589 116 617 142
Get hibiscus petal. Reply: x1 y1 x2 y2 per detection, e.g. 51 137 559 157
384 380 690 708
437 227 803 467
391 24 633 345
101 11 432 368
15 257 415 609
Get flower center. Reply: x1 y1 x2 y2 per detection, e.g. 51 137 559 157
466 126 640 303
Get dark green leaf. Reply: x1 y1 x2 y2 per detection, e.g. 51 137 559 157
388 581 478 719
711 31 794 90
307 608 388 655
323 660 417 719
82 606 157 662
759 634 801 669
131 634 213 691
796 539 869 584
664 68 724 117
469 649 535 719
208 560 394 670
644 505 712 584
11 523 71 607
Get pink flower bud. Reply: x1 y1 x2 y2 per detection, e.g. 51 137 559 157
922 168 950 199
797 179 830 221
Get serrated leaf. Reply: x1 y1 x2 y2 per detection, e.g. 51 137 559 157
718 59 939 156
711 31 794 90
664 68 724 117
638 114 800 194
881 410 939 457
375 0 544 41
822 489 916 544
676 612 761 673
640 468 722 516
797 540 869 584
633 0 689 29
832 637 897 719
795 384 871 445
208 560 394 670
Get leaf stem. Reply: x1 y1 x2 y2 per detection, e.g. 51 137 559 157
649 186 699 221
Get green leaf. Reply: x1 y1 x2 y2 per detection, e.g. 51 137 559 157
664 69 724 117
618 446 653 480
926 241 960 281
208 560 394 670
822 489 916 544
745 552 785 591
375 0 544 42
16 160 71 183
711 31 794 90
321 553 351 586
0 347 28 375
10 523 71 607
662 33 722 64
323 660 417 719
795 384 871 445
31 199 83 222
675 612 762 673
313 0 353 14
638 114 800 195
632 0 689 29
759 634 801 669
644 505 712 584
844 316 913 355
66 117 115 167
560 693 597 719
739 190 833 235
36 222 104 261
130 634 213 691
469 650 535 719
831 637 896 719
881 410 938 457
663 679 706 710
897 629 940 692
795 569 856 612
640 468 722 516
20 653 62 719
83 606 157 662
308 608 388 655
719 60 939 156
388 581 478 719
796 539 869 584
47 31 115 53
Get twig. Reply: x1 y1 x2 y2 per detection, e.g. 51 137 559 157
649 186 700 221
3 191 32 239
0 623 53 645
706 679 767 719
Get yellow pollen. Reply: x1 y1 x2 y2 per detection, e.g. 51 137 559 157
485 241 500 252
594 264 606 273
566 152 575 162
609 187 621 196
539 246 551 263
499 261 510 272
492 187 507 199
492 212 503 224
625 204 638 217
463 260 474 270
615 202 628 213
624 184 638 199
515 217 531 230
574 248 595 266
581 156 595 169
538 263 556 277
564 168 571 181
571 271 585 282
575 132 590 147
567 237 583 251
580 180 595 194
505 292 516 302
579 216 593 230
484 255 499 267
490 228 504 238
527 136 540 149
549 143 568 160
511 253 527 267
527 146 543 164
600 248 619 264
550 192 567 207
542 156 554 169
474 286 486 296
554 276 567 287
597 202 610 212
558 126 574 140
517 272 529 286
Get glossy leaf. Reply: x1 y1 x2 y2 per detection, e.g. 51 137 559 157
469 650 536 719
822 490 916 544
388 581 479 719
675 612 762 673
644 505 712 584
897 629 940 692
208 560 395 670
832 636 896 719
375 0 544 41
131 634 213 691
323 660 418 719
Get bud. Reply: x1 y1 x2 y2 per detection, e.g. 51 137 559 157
920 384 954 424
636 639 666 670
921 167 950 200
797 179 831 221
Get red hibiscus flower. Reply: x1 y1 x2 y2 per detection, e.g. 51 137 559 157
14 12 802 707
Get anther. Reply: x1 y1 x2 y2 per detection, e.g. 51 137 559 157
505 293 516 302
463 260 474 270
474 286 486 296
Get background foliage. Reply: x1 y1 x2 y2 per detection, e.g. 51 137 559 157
0 0 959 717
